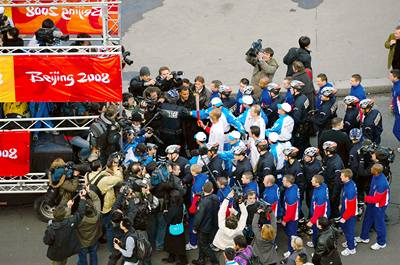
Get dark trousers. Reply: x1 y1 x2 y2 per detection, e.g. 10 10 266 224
197 231 218 264
329 184 341 219
78 243 98 265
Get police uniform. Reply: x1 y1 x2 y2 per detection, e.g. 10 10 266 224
291 93 310 153
266 94 285 128
361 109 383 144
159 102 190 148
322 153 344 219
344 106 361 134
313 98 337 138
303 159 323 214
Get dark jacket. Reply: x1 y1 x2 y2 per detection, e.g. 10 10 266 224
322 154 344 197
361 109 383 144
129 75 151 98
191 85 211 109
256 151 276 182
343 106 361 134
292 71 315 109
233 157 253 183
252 212 279 265
193 193 219 234
312 226 342 265
284 159 305 191
319 129 351 166
312 98 337 133
43 200 86 261
349 141 363 174
283 47 312 77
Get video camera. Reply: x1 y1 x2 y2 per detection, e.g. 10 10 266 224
35 27 69 46
246 39 263 57
155 70 184 87
358 140 395 163
258 199 272 213
232 181 244 202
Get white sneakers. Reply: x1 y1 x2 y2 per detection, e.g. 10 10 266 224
342 240 358 248
355 237 370 244
341 248 356 256
370 243 386 250
306 241 314 248
185 243 198 251
283 251 291 259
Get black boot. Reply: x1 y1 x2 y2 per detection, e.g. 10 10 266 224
162 254 176 263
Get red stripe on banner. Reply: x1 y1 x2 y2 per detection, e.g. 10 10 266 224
0 132 30 176
13 55 122 102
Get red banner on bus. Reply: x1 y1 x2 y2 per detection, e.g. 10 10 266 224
0 132 30 176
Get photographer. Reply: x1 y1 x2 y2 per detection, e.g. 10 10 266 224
0 7 14 36
212 190 248 250
155 66 179 92
2 27 23 47
129 66 156 98
43 190 87 265
252 205 278 265
32 18 69 47
246 45 279 99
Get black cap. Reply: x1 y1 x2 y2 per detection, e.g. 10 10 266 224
130 112 143 122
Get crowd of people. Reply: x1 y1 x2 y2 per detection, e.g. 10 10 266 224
2 7 400 265
40 30 400 265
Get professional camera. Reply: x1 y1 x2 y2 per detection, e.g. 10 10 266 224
35 27 69 46
258 199 272 213
0 14 11 33
374 146 395 164
155 70 184 87
122 51 133 66
246 39 263 57
232 183 244 202
358 140 376 157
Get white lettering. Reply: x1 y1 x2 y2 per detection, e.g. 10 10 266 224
26 71 111 87
0 148 18 159
25 7 58 17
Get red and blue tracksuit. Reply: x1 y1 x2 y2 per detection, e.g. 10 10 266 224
340 180 358 250
391 80 400 141
283 184 300 252
360 173 390 246
263 184 280 218
243 181 259 197
309 183 330 245
188 173 209 246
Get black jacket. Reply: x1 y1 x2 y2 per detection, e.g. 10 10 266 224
292 70 315 109
283 47 312 77
313 98 337 132
193 193 219 234
256 152 276 181
343 106 361 134
204 155 225 179
319 129 351 166
361 109 383 144
233 157 253 182
312 226 342 265
292 93 310 125
322 154 344 197
128 75 149 98
265 94 284 127
43 200 86 261
303 159 322 185
349 141 363 174
284 159 305 190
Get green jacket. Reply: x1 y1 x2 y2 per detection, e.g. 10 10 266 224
385 33 398 69
77 191 102 247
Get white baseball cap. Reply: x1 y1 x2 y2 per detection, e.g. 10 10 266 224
228 131 241 140
210 97 223 107
278 103 291 113
194 132 207 142
240 95 254 105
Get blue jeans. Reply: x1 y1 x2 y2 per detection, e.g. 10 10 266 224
78 243 98 265
102 212 114 251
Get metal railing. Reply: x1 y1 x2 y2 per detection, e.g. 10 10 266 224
0 45 121 55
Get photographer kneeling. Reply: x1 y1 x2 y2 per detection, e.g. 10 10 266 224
212 190 248 251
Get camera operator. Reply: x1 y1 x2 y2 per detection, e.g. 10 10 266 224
129 66 156 98
155 66 179 92
0 7 14 35
252 203 279 265
32 18 69 47
246 44 279 99
212 190 248 250
43 189 87 265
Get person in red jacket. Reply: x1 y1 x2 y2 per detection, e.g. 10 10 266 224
339 169 358 256
281 174 300 258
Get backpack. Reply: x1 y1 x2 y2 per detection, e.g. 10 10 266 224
150 163 170 186
133 230 152 260
88 172 108 209
89 119 108 148
237 249 262 265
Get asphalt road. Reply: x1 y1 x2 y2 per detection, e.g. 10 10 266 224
1 94 399 265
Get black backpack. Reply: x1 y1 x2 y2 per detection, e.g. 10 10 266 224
89 119 109 148
133 230 152 260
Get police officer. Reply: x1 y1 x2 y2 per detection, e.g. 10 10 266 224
343 96 362 134
159 101 190 152
322 141 344 221
283 146 306 220
302 147 323 216
232 146 252 185
255 139 276 195
290 80 310 155
360 99 383 144
165 145 190 182
203 144 224 179
348 128 364 210
312 86 337 140
264 83 285 127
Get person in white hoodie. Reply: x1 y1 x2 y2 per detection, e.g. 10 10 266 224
212 190 248 250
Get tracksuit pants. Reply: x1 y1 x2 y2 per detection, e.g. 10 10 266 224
341 216 356 250
285 221 297 252
360 205 387 246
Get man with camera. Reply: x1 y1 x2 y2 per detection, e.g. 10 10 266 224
129 66 157 98
0 7 14 35
32 18 69 47
245 42 279 99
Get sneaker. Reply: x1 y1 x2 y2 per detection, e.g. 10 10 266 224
334 217 341 223
306 228 313 235
341 248 356 256
371 243 386 250
342 241 358 248
186 243 197 251
283 251 291 259
355 237 370 244
299 217 306 223
306 241 314 248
